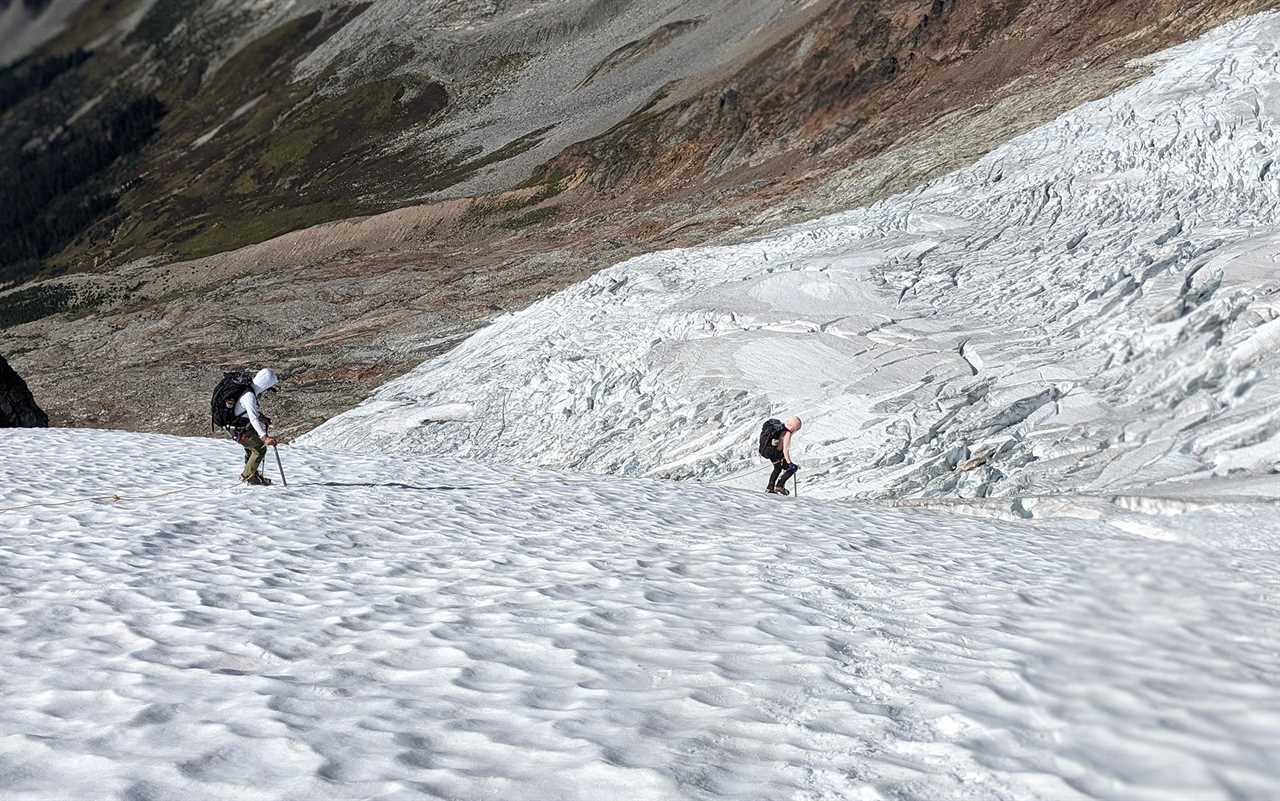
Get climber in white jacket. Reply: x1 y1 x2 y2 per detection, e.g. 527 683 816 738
230 368 279 485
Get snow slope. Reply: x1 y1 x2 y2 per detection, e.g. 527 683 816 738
1 427 1278 800
306 12 1280 501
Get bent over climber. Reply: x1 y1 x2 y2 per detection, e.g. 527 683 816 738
758 416 801 495
211 368 280 486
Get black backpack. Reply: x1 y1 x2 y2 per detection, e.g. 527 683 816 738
758 418 786 457
211 371 254 431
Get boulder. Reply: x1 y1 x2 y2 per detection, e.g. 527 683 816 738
0 355 48 427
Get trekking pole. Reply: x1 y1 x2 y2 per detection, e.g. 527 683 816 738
273 445 288 487
794 474 799 499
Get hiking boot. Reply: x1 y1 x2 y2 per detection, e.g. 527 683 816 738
244 472 273 486
774 486 791 496
766 486 777 494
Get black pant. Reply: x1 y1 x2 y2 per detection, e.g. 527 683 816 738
768 458 796 489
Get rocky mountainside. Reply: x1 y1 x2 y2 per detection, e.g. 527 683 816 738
1 0 1275 436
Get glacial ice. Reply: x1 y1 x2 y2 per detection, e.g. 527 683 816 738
307 12 1280 502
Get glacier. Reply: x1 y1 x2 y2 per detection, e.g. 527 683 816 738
306 11 1280 502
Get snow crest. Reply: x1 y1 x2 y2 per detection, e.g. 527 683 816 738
307 13 1280 500
2 428 1278 799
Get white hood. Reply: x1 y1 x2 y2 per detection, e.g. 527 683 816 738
252 368 278 395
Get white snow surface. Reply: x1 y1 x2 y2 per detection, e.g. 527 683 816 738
307 12 1280 501
2 427 1279 800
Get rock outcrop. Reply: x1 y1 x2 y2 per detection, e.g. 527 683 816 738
0 355 48 427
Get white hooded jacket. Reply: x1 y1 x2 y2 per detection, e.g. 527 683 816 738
233 368 278 437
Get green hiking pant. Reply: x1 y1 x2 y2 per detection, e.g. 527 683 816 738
234 428 267 480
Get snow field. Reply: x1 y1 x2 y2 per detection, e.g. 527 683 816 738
1 428 1278 800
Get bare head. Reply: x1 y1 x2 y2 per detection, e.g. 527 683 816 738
785 416 802 432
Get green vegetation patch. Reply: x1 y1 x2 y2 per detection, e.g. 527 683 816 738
0 280 126 328
256 78 407 173
474 51 533 83
0 49 91 115
178 201 361 258
499 205 560 230
0 284 76 329
460 166 572 229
